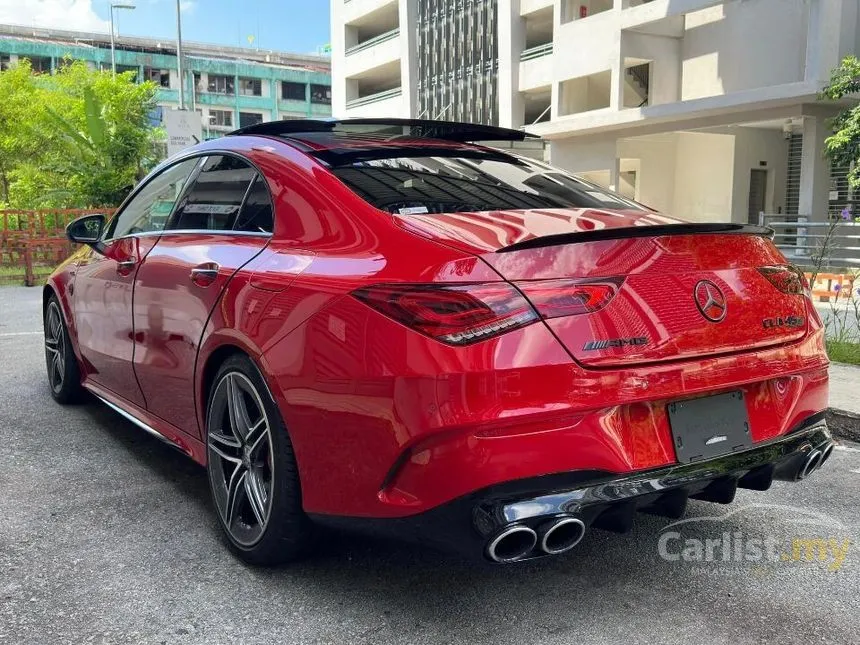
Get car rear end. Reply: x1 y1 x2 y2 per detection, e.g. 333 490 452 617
273 128 833 563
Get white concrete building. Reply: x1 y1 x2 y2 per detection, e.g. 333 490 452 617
331 0 860 224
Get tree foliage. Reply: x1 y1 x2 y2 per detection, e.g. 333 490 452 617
821 56 860 189
0 59 163 209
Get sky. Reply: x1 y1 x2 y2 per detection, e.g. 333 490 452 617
0 0 332 54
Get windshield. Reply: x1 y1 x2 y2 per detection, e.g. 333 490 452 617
326 153 642 215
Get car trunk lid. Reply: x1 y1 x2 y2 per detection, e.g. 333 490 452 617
396 208 808 367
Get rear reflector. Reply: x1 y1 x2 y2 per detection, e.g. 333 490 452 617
758 265 808 295
516 277 623 319
351 283 538 345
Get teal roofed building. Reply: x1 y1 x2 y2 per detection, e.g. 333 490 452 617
0 24 331 138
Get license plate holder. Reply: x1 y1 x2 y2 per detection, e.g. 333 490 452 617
667 391 752 464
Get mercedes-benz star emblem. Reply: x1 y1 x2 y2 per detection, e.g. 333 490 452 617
694 280 727 322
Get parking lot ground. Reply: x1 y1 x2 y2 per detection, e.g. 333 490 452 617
1 286 859 645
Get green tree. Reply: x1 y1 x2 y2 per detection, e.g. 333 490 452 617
0 59 163 209
821 56 860 189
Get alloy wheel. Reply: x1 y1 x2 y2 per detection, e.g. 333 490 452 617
207 372 274 547
44 301 66 394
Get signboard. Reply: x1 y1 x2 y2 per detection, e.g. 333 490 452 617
163 109 202 157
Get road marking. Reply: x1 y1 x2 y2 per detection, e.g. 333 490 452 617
0 331 42 337
835 445 860 453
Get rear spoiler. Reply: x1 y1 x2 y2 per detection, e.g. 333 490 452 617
497 223 775 253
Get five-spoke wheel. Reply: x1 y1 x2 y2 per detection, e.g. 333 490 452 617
207 372 274 546
43 296 83 404
205 354 311 564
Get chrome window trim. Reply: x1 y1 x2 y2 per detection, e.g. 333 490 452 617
129 229 273 239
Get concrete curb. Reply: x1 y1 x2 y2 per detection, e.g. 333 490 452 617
827 408 860 443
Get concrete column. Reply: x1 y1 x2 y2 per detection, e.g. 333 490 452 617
805 0 857 87
269 78 281 121
609 44 624 111
798 115 831 221
498 0 525 128
330 0 347 117
608 155 622 193
399 0 419 117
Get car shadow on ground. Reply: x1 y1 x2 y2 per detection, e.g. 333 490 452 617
72 393 858 644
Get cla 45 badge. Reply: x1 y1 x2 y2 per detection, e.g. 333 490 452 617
762 315 805 329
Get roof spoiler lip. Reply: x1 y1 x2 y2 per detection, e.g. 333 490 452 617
226 117 538 143
496 223 775 253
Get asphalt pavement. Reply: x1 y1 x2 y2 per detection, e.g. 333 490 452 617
1 285 858 645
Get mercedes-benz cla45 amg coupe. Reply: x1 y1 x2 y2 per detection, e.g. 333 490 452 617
45 119 833 565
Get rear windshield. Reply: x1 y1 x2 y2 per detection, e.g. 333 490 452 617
325 152 642 215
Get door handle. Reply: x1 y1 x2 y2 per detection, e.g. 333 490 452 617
116 259 136 276
191 262 220 287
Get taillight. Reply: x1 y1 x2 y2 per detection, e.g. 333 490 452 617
758 265 809 296
516 278 623 319
351 283 538 345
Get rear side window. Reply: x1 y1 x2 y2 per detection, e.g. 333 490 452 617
327 154 640 215
169 155 256 231
233 176 274 233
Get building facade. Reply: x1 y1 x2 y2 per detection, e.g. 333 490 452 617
331 0 860 224
0 24 332 138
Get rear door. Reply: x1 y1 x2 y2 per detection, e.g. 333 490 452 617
132 154 274 437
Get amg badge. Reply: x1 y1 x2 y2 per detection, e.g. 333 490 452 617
762 315 805 329
583 337 648 351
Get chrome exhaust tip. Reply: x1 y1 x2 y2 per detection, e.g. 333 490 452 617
538 516 586 555
798 449 823 480
486 525 537 563
819 442 834 468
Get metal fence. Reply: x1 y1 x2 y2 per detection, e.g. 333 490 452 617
0 208 115 286
758 213 860 270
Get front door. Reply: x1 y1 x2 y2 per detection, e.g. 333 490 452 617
748 168 768 225
132 155 274 437
73 158 199 407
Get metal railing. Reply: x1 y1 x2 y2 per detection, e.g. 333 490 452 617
759 213 860 269
345 29 400 56
520 43 553 62
346 87 402 109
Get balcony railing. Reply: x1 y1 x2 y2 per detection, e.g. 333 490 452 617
346 87 402 109
759 213 860 268
346 28 400 56
520 43 553 62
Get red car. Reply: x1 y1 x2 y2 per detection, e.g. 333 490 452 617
46 119 833 565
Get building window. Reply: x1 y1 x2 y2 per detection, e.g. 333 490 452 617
145 67 171 88
209 109 233 127
282 81 306 101
208 74 235 95
23 56 52 73
239 77 262 96
281 113 305 120
193 72 204 92
0 54 10 71
310 84 331 105
239 112 264 128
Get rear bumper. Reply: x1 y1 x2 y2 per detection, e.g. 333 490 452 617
310 413 833 562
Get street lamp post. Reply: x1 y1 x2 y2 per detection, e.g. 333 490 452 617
109 3 136 76
176 0 185 109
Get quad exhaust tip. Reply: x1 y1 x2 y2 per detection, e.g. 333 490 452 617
539 517 586 554
486 525 537 563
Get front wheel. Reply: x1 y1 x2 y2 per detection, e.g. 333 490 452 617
44 296 84 404
205 354 313 565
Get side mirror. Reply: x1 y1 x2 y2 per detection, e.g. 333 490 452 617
66 214 106 253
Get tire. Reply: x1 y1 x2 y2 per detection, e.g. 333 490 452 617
205 353 313 565
44 295 84 404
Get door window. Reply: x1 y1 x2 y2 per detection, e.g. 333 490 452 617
105 158 199 239
168 155 257 231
